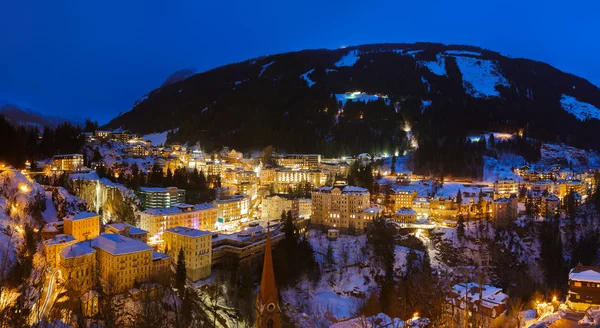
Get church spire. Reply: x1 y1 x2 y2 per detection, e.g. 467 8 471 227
256 225 281 328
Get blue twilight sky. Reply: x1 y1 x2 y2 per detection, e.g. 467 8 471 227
0 0 598 124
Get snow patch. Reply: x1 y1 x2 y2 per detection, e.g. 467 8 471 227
444 50 482 56
259 61 274 77
300 69 316 87
335 92 390 107
560 94 600 121
142 130 171 146
421 100 432 113
454 56 510 98
335 50 360 67
419 54 446 76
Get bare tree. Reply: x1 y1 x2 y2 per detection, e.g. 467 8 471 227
507 297 525 328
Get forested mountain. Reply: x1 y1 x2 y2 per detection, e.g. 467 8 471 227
105 43 600 159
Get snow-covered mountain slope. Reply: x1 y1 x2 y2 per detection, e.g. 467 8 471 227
105 42 600 154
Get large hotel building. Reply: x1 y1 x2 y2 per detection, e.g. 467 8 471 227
139 203 217 238
311 185 372 232
136 187 186 209
52 154 84 172
163 227 212 281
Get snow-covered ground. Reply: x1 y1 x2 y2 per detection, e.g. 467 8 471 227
560 94 600 121
335 92 390 107
419 54 446 76
301 69 316 87
335 50 360 67
483 154 524 182
142 131 170 146
541 143 600 168
259 61 274 77
454 56 510 98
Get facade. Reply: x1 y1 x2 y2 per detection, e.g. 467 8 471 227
63 211 100 242
137 187 186 209
311 186 370 232
163 227 212 281
105 223 149 242
151 251 171 278
447 283 508 325
139 203 218 238
215 194 249 226
541 194 560 218
556 180 587 200
92 234 153 294
493 178 518 196
127 142 149 157
491 197 518 228
298 198 312 218
276 154 321 169
261 194 299 220
393 208 417 223
396 170 412 184
255 231 281 328
237 182 258 201
59 242 97 293
52 154 84 171
389 187 417 213
272 168 328 193
567 265 600 311
44 234 77 268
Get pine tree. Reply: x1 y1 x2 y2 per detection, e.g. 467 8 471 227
176 247 187 299
456 188 462 205
457 215 465 239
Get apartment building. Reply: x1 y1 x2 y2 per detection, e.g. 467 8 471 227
491 197 518 228
59 242 97 292
272 168 328 193
163 227 212 281
261 194 299 219
139 203 217 238
389 187 418 212
298 198 312 218
136 187 186 209
214 194 249 226
311 185 370 232
541 194 560 218
276 154 321 169
493 178 518 196
44 234 77 268
52 154 84 172
151 251 171 278
92 234 154 294
63 211 100 242
555 179 587 200
393 208 417 223
447 283 508 326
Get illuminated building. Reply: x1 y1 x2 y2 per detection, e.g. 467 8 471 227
393 208 417 223
493 178 518 196
491 197 518 228
59 242 97 292
44 234 77 268
163 227 212 281
311 186 370 232
52 154 84 171
214 194 249 227
261 194 299 219
136 186 186 209
105 223 149 243
63 211 100 242
92 234 153 293
139 203 217 238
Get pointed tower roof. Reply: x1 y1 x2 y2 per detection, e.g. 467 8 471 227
257 226 279 311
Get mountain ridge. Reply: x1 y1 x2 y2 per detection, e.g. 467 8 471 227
105 42 600 156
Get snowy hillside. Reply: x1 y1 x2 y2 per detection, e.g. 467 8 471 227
560 94 600 121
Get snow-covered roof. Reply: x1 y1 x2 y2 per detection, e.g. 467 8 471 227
141 202 216 216
152 251 170 260
569 267 600 283
363 207 383 214
330 313 404 328
395 208 416 216
139 186 179 193
60 242 95 258
165 226 211 238
92 233 152 255
106 223 148 235
44 234 76 246
65 211 99 221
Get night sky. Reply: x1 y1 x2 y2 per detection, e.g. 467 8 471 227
1 0 598 124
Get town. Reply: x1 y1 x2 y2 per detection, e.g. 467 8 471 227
1 126 600 328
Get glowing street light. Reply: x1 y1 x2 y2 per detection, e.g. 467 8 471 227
18 184 30 193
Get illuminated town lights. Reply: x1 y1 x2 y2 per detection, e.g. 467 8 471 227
18 183 30 193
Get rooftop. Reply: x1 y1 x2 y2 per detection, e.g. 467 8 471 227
65 211 99 221
139 186 181 192
106 223 148 235
569 266 600 283
141 202 216 216
60 242 96 258
165 226 211 238
396 208 417 215
152 251 170 260
92 233 152 255
44 234 76 246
